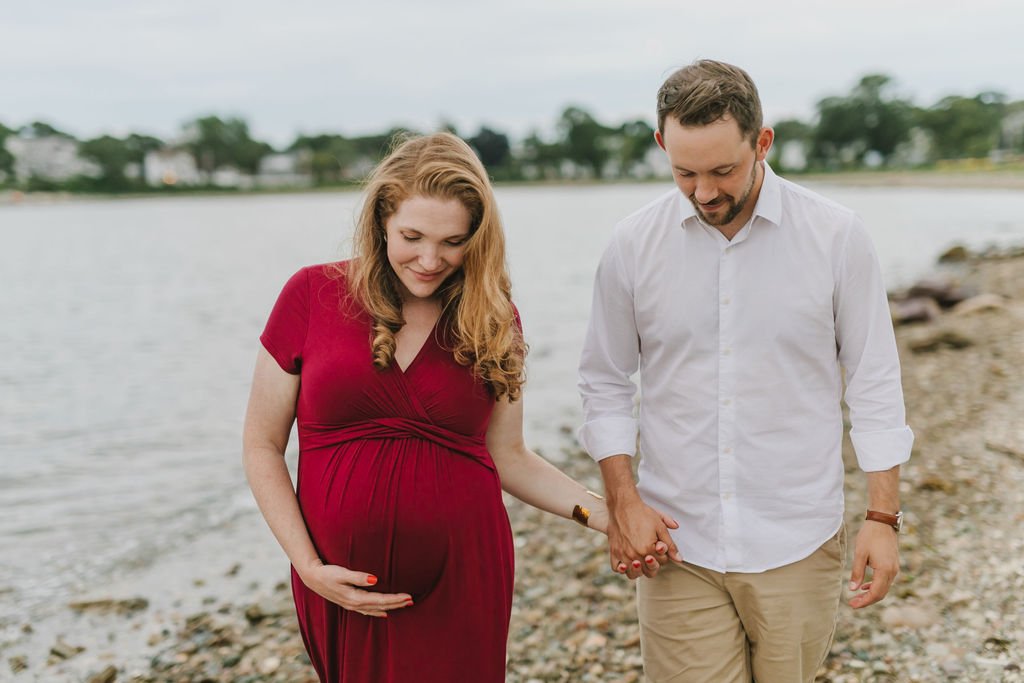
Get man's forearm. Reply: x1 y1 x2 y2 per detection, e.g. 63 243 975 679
865 465 901 513
598 454 642 510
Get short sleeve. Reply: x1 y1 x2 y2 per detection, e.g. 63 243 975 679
260 268 310 374
511 301 523 334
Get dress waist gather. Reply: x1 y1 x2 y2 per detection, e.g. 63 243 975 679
298 418 494 471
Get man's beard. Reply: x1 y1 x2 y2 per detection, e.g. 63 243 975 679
691 160 758 227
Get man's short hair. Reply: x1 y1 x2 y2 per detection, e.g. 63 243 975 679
656 60 763 145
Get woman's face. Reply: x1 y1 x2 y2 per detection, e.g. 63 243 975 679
384 195 472 301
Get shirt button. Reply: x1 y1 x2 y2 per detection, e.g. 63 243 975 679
723 447 733 454
722 492 732 500
722 298 731 305
722 348 732 356
722 399 732 406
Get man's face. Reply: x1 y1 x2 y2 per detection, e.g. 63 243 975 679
656 116 771 232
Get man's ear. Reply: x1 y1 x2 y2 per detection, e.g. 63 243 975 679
654 129 666 151
755 127 774 161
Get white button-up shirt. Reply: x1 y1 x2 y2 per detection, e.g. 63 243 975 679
578 165 913 573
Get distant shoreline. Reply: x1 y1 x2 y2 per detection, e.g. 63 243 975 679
2 169 1024 205
793 169 1024 190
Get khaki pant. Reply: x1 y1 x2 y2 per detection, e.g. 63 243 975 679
636 526 846 683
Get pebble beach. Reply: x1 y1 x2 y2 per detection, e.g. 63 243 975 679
5 248 1024 683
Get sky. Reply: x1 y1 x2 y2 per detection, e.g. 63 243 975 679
3 0 1022 148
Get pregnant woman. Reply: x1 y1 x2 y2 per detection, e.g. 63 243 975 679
243 133 667 682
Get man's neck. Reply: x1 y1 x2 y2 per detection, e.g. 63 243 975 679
717 161 765 241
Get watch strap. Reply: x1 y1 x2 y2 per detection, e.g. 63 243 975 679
865 509 902 532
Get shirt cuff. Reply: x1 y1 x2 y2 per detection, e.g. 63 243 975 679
578 417 638 461
850 425 915 471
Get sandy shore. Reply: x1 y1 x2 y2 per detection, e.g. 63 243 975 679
5 251 1024 682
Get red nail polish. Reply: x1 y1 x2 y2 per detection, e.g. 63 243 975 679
646 557 655 564
632 560 642 568
366 575 378 586
406 600 414 607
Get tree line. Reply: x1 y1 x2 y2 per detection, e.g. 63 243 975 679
775 74 1023 171
1 73 1021 193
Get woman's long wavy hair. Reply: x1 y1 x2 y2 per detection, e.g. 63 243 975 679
343 132 526 401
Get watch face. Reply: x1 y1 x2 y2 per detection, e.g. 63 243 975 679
895 512 904 533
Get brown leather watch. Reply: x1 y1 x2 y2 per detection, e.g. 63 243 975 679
865 509 903 532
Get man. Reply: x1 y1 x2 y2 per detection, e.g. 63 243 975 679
577 60 913 682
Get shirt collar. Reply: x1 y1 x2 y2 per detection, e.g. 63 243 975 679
756 162 782 227
678 161 783 230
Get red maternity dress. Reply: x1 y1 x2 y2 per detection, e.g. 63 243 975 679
260 262 515 682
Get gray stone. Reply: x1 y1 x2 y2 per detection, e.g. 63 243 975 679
890 297 942 325
908 327 975 353
68 597 149 615
86 665 118 683
8 656 28 674
950 293 1007 316
880 604 939 629
49 636 85 660
938 244 970 262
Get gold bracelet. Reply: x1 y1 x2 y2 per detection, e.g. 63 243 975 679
571 504 591 527
571 490 605 527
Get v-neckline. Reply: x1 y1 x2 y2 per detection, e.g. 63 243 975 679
394 314 441 375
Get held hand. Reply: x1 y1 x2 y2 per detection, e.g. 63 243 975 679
607 498 682 580
848 522 900 609
299 560 413 618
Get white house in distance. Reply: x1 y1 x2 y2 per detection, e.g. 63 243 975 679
142 149 313 189
5 135 101 182
210 166 254 189
776 140 809 172
256 151 313 188
144 149 201 187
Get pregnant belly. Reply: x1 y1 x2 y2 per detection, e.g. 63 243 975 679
296 438 507 599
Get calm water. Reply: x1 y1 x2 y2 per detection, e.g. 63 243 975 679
1 182 1023 629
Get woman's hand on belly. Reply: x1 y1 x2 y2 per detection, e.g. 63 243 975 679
298 559 414 617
